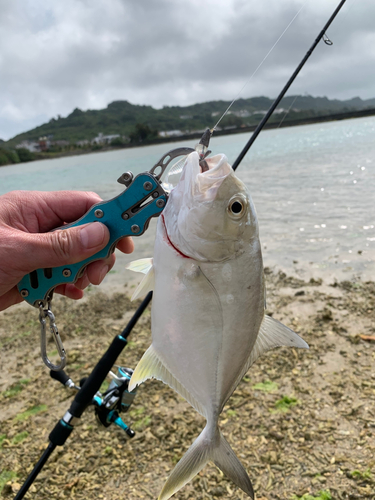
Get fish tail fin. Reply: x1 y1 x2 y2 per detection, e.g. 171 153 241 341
212 428 254 499
158 426 254 500
158 425 211 500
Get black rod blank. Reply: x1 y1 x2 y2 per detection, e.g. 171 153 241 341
14 443 56 500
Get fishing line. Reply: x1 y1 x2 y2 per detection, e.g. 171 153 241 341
276 94 299 129
212 0 310 132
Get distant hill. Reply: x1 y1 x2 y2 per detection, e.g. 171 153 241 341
5 94 375 148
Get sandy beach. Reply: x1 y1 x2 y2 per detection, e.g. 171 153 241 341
1 268 374 500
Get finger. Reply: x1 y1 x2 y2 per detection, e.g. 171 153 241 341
55 283 84 300
0 287 23 312
116 237 134 254
14 222 110 272
33 191 103 231
74 271 91 290
86 253 116 285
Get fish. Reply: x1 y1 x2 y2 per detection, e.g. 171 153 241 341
126 151 308 500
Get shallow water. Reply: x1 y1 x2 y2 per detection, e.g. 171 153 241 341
1 116 374 288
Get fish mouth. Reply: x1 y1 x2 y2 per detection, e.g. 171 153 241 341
164 151 231 198
162 151 241 262
190 152 233 202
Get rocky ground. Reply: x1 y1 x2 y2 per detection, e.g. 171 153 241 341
0 270 375 500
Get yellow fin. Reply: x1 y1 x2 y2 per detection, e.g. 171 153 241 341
131 265 154 301
129 344 206 417
126 257 153 274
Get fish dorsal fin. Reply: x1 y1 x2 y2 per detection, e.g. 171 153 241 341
130 265 155 301
129 344 207 418
126 258 153 274
221 315 308 411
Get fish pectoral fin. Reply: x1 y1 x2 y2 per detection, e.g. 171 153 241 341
159 426 254 500
213 429 254 499
129 345 158 391
247 314 309 370
126 258 153 274
129 345 206 417
130 265 155 301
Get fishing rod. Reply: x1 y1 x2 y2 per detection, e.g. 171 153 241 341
14 1 347 497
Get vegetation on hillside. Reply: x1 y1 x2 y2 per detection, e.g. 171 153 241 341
0 148 35 167
5 94 375 149
1 94 374 167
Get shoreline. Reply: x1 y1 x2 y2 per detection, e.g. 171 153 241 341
2 108 375 166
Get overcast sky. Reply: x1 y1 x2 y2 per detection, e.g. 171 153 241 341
0 0 374 141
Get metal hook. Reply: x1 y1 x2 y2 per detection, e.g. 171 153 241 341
39 304 67 371
323 33 333 46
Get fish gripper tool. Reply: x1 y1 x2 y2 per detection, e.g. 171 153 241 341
17 146 194 370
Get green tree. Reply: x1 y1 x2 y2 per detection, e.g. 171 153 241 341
16 148 35 162
0 150 9 166
110 137 126 147
0 148 21 166
129 123 158 144
220 114 243 128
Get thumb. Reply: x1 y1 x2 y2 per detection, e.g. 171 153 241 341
19 222 110 271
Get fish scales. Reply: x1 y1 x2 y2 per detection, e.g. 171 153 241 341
127 152 308 499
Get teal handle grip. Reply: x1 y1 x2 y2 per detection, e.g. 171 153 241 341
17 172 166 307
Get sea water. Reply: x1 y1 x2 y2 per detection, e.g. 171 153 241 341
0 116 374 286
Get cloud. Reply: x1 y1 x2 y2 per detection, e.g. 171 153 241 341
0 0 374 140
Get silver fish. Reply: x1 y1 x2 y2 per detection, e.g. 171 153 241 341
127 152 308 499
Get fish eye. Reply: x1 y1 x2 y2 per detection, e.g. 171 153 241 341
227 195 247 219
231 201 243 213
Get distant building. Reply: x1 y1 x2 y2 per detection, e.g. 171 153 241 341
50 140 70 147
76 139 90 147
233 110 251 118
92 132 120 145
38 136 50 151
15 141 39 152
159 130 183 138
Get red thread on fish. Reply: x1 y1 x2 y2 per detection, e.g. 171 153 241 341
161 214 190 259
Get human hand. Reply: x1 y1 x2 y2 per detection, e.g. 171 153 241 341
0 190 134 311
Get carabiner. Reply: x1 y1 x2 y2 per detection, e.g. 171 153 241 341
39 304 67 371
